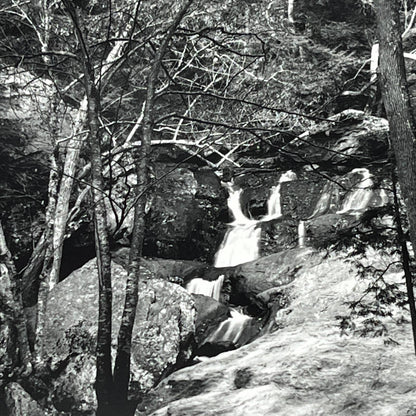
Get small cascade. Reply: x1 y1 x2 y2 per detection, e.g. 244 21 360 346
214 223 261 267
337 168 374 215
186 275 225 301
310 181 337 218
215 171 297 267
298 220 306 248
224 182 250 224
205 308 253 345
264 170 297 220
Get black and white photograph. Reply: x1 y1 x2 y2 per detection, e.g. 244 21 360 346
1 0 416 415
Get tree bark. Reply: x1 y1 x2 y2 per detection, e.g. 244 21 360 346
63 2 114 411
33 151 59 366
112 0 195 406
375 0 416 353
0 222 32 374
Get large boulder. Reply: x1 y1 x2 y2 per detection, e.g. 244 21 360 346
229 248 323 301
103 164 227 262
236 110 389 171
144 165 227 261
42 259 196 413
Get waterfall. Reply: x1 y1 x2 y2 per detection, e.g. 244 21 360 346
337 168 374 215
189 172 298 352
224 182 250 224
215 171 297 267
205 308 253 345
214 223 261 267
264 170 297 220
186 275 225 301
298 220 306 248
310 181 336 218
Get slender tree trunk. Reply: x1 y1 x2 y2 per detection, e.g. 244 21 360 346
62 2 114 411
0 222 32 374
88 82 114 415
33 151 59 366
375 0 416 353
49 98 88 288
391 168 416 354
112 0 194 407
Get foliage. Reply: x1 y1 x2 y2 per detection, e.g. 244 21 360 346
336 258 408 340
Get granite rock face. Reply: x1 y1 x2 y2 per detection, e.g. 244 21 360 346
42 259 196 413
137 251 416 416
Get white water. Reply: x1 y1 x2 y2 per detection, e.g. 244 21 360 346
264 170 298 220
224 182 249 225
310 168 388 219
186 275 225 301
310 181 337 218
205 308 252 345
337 168 374 214
215 171 297 267
298 220 306 248
214 223 261 267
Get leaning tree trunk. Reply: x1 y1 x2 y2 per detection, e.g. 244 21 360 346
112 0 195 407
375 0 416 354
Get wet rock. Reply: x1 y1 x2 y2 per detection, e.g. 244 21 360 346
112 247 208 286
42 258 196 411
144 165 226 261
306 213 360 248
4 382 45 416
140 251 416 416
192 294 229 347
284 110 389 169
104 164 226 262
260 217 299 255
230 248 323 300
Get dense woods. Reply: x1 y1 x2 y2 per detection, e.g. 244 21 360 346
2 0 416 415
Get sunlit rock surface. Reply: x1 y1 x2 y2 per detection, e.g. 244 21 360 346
43 259 196 412
4 382 46 416
137 250 416 416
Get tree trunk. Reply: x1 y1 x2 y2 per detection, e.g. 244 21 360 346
112 0 195 406
375 0 416 353
0 222 32 374
63 1 114 411
33 151 59 366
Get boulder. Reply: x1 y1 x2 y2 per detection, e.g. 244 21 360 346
144 165 227 261
229 248 323 301
192 294 229 347
4 382 45 416
112 248 209 286
42 258 196 412
102 165 227 262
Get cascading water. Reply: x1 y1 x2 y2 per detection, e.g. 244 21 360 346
205 308 253 345
186 171 300 352
310 168 389 219
264 170 298 220
310 181 338 218
215 171 298 267
186 275 225 301
337 168 374 215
